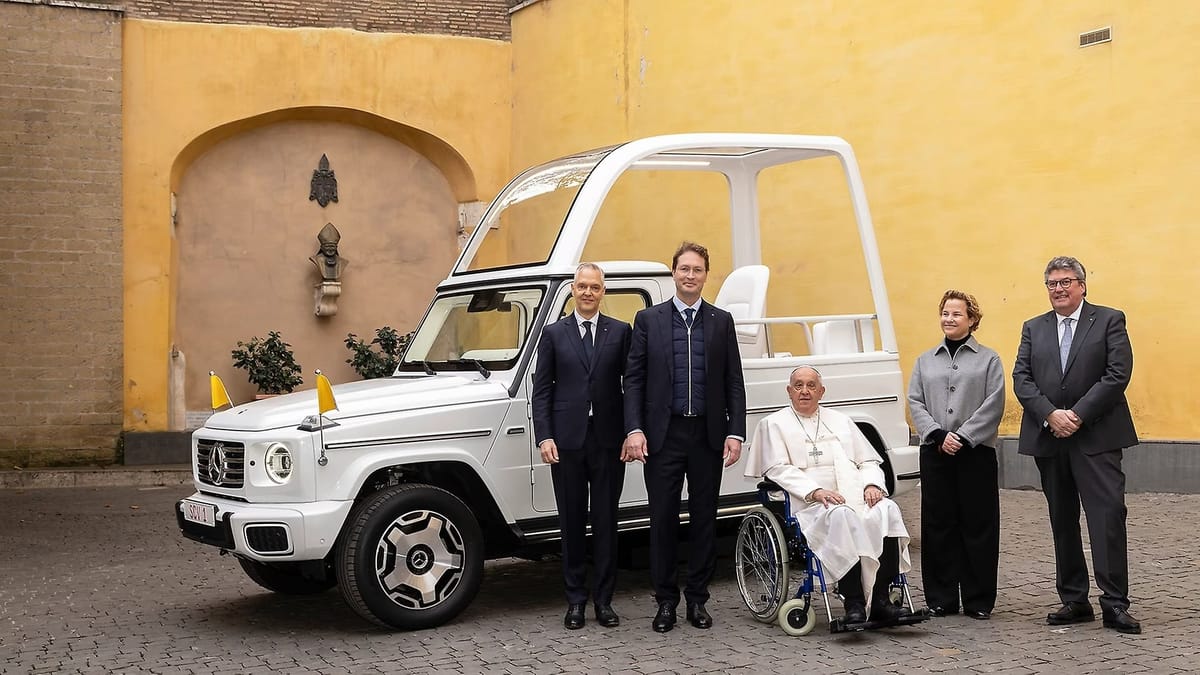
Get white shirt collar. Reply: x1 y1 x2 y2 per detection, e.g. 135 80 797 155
672 296 702 314
792 405 821 421
574 310 598 326
1056 303 1083 325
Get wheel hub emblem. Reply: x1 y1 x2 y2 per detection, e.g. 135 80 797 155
407 544 434 574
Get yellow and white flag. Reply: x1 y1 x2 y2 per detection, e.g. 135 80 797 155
209 371 233 410
316 370 338 414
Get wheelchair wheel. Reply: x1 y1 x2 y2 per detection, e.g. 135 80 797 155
734 507 789 623
778 598 818 636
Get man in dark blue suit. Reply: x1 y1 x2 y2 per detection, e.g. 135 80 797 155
623 241 747 633
532 262 632 630
1013 255 1140 634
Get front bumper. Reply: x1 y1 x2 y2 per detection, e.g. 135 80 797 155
175 493 354 562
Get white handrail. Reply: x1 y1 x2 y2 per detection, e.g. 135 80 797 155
732 313 876 326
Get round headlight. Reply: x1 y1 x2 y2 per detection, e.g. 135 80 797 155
265 443 293 484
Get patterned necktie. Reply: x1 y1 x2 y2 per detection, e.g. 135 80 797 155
1060 317 1073 371
581 320 594 362
684 308 695 329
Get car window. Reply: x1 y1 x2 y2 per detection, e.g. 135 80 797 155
560 288 650 325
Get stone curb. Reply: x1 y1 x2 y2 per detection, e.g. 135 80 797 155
0 465 192 489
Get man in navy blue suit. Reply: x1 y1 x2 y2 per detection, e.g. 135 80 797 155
532 262 632 630
623 241 747 633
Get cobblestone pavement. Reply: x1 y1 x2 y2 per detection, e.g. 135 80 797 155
1 485 1196 674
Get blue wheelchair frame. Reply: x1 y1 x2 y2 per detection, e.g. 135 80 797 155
743 480 929 634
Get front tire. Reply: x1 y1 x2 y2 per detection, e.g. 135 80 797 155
778 598 818 636
237 558 336 595
337 483 484 630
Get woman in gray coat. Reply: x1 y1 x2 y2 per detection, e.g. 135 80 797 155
908 290 1005 620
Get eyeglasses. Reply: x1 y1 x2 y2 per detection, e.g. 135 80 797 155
1045 278 1082 290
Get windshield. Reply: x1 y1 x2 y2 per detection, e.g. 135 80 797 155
399 286 547 372
457 147 615 273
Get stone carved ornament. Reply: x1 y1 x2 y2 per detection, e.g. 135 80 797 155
310 153 338 207
310 222 348 316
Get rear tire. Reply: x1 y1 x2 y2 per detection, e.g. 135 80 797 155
734 507 790 623
237 558 336 595
336 483 484 630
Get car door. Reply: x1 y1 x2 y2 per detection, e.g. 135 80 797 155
528 280 653 513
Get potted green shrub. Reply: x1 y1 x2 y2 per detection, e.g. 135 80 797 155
231 330 304 396
344 326 411 379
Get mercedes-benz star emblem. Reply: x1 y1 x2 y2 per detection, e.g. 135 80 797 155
207 443 227 485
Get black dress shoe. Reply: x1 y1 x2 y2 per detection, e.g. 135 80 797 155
686 603 713 629
1047 603 1095 626
595 604 620 628
843 601 867 624
564 604 586 630
966 610 991 620
928 605 959 617
871 602 907 622
1102 608 1141 634
652 602 676 633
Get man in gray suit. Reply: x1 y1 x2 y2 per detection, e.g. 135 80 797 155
1013 256 1140 634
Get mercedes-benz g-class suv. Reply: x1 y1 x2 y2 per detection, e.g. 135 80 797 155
176 134 919 630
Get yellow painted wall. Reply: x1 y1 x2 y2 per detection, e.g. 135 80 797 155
123 19 511 430
512 0 1200 440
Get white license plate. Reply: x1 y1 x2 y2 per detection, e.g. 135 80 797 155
181 500 217 527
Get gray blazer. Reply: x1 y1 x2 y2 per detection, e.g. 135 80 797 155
908 335 1006 449
1012 301 1137 457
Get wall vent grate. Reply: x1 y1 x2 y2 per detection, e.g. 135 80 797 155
1080 27 1112 47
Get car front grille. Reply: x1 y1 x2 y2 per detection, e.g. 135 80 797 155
196 439 246 488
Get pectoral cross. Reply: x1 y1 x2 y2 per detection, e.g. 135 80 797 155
808 444 823 462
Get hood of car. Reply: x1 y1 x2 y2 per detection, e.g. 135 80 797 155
202 374 509 432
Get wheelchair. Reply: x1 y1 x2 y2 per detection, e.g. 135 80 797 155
734 480 930 635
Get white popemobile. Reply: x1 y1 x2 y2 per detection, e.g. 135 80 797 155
176 133 920 630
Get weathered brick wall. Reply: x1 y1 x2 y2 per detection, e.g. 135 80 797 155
0 1 124 467
125 0 511 40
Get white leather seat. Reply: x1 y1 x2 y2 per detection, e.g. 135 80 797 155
810 319 875 354
714 265 770 357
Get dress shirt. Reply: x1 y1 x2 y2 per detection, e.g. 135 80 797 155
671 296 702 321
575 311 597 343
1056 304 1083 341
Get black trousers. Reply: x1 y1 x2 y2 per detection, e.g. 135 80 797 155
840 537 901 607
550 420 625 606
1035 446 1129 615
645 415 723 606
920 443 1000 613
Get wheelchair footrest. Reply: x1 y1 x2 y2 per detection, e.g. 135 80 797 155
829 608 931 634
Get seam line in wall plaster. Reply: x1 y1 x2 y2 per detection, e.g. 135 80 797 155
1 0 123 12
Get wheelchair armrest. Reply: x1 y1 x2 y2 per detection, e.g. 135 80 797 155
757 479 787 502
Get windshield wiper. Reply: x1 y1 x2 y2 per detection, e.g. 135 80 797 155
469 359 491 379
418 360 436 376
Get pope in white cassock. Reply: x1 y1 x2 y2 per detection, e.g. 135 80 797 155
744 366 913 623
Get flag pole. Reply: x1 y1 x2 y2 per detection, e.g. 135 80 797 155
315 369 339 467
